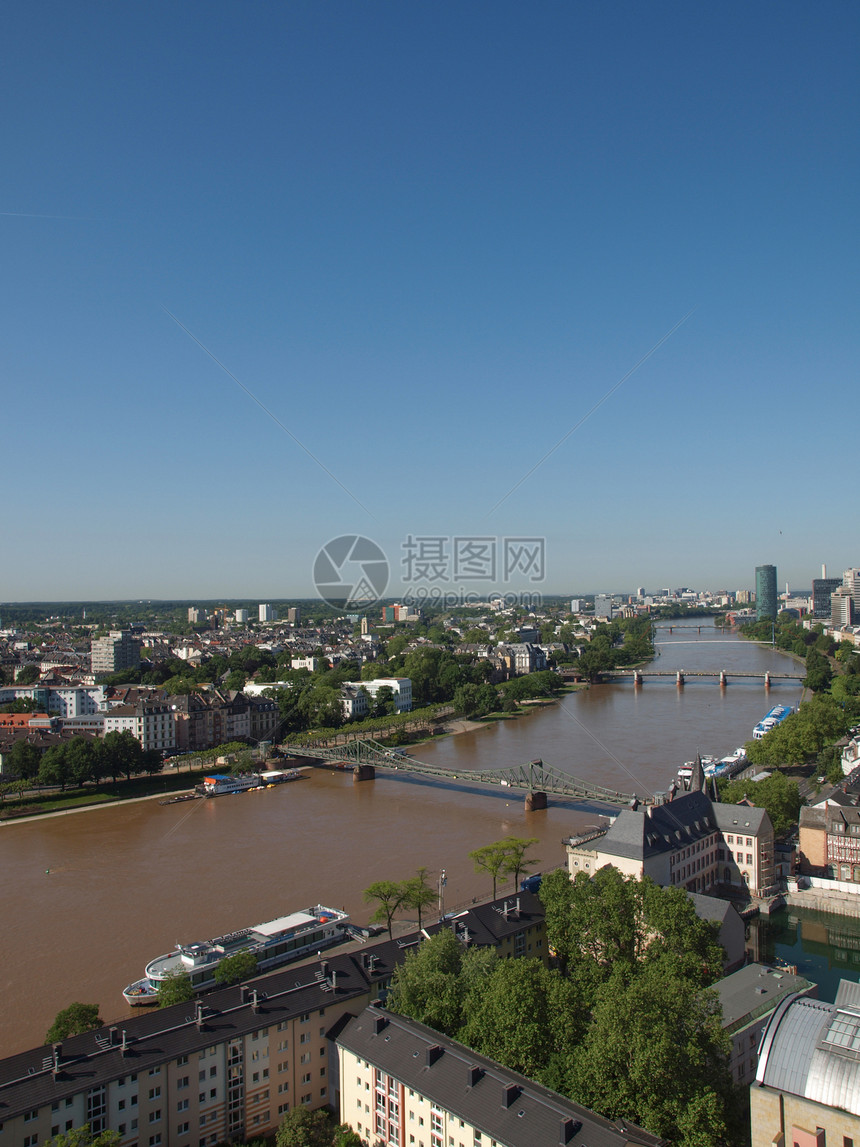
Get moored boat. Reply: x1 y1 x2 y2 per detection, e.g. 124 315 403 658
122 904 349 1005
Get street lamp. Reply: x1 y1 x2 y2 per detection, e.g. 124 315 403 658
438 868 447 920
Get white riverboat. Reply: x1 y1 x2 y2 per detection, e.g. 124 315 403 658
123 904 349 1005
199 773 262 796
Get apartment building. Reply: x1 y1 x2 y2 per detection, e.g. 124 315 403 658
336 1005 667 1147
0 893 552 1147
91 632 141 676
103 700 176 754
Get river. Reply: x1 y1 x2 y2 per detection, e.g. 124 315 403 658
0 621 823 1056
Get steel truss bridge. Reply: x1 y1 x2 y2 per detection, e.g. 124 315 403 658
281 738 636 806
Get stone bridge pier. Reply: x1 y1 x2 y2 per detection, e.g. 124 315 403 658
525 791 547 811
353 764 375 782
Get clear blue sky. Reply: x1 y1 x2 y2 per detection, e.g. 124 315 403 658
3 2 857 601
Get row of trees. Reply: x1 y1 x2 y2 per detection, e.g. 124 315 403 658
387 867 739 1147
5 730 161 790
362 840 540 937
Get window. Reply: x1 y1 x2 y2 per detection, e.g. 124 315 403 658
209 1066 217 1078
178 1099 189 1112
300 1052 311 1064
177 1054 189 1066
149 1087 161 1099
178 1123 190 1135
149 1067 161 1077
300 1033 311 1044
149 1136 162 1146
25 1112 39 1123
178 1076 189 1089
302 1072 312 1084
149 1109 162 1123
199 1070 206 1082
24 1137 39 1147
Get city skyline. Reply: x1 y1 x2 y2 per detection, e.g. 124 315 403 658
3 3 857 599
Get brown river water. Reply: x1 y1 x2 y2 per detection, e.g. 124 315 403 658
0 623 804 1056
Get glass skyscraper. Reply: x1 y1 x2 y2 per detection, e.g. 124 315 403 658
755 564 778 621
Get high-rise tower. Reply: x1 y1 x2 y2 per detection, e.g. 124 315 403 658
755 565 778 621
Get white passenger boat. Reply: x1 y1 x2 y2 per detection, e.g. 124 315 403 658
123 905 349 1005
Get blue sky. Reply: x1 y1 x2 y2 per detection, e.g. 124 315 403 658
2 2 857 601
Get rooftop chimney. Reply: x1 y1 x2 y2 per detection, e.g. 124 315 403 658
251 989 260 1012
467 1065 483 1087
502 1083 520 1108
426 1044 444 1067
52 1043 62 1075
559 1118 583 1144
372 1014 388 1035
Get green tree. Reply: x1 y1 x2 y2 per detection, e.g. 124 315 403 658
401 868 436 930
214 950 259 986
275 1106 335 1147
102 729 146 781
45 1127 121 1147
540 867 724 992
156 969 195 1008
16 664 40 685
46 1002 102 1042
502 837 540 888
331 1125 363 1147
39 743 72 790
6 739 41 780
469 841 511 898
363 879 407 939
568 965 733 1147
804 646 833 692
718 771 801 837
387 929 497 1037
459 957 584 1089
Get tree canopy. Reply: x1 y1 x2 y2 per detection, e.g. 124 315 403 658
214 949 259 986
156 969 195 1008
46 1002 103 1043
718 770 802 837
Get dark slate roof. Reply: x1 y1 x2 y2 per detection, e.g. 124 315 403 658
711 802 771 836
0 947 387 1124
686 891 736 927
598 790 716 862
0 891 547 1124
715 963 815 1032
339 1006 666 1147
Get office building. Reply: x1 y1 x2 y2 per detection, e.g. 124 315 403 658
844 568 860 612
234 609 249 624
831 586 855 628
258 604 276 623
755 565 778 622
812 577 842 619
593 594 613 620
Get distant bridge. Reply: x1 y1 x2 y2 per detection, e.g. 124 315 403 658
559 668 803 686
281 738 638 809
